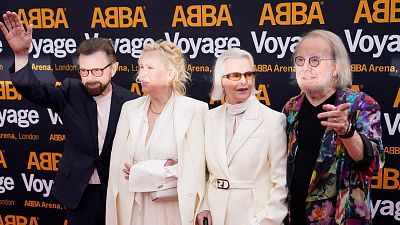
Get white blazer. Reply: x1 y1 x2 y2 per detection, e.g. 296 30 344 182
106 95 208 225
202 98 288 225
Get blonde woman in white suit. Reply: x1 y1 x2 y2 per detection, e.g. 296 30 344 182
106 40 208 225
196 48 288 225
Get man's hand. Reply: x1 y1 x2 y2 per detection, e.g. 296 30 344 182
0 11 32 56
318 103 351 135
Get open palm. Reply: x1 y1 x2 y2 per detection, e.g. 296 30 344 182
0 11 32 55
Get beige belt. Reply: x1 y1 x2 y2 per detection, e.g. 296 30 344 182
209 175 255 190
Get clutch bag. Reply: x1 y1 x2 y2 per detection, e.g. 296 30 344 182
149 187 178 201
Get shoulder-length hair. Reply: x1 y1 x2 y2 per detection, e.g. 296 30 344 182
211 48 257 101
293 29 352 89
138 40 190 96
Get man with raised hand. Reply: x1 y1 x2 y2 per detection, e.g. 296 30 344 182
0 11 137 225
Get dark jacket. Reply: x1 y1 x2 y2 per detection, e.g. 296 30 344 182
10 63 138 209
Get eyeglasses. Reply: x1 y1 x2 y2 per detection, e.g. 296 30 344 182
222 71 256 81
294 56 335 67
79 63 112 77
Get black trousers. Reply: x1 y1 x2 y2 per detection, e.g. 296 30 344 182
66 184 106 225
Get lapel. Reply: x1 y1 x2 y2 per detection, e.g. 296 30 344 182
102 89 124 155
86 97 99 156
308 89 348 193
209 105 229 175
285 92 333 193
129 97 148 154
173 96 192 159
226 98 263 165
286 93 306 184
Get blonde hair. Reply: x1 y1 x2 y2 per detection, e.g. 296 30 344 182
294 29 352 89
138 40 190 95
211 48 257 101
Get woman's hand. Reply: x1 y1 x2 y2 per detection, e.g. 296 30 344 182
196 210 212 225
123 163 132 180
164 159 177 167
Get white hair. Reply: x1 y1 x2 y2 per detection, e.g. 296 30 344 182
210 48 257 101
294 29 352 89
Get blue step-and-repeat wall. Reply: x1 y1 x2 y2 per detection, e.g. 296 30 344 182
0 0 399 224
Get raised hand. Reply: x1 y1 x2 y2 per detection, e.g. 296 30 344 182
0 11 32 56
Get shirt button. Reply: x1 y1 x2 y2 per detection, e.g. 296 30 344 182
188 192 193 197
157 185 163 189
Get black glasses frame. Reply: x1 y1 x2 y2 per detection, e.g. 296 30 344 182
79 63 112 77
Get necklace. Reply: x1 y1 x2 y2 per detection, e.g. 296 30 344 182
149 104 161 115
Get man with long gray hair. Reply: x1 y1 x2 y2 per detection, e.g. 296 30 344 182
283 29 384 225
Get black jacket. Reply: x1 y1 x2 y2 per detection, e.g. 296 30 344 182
10 63 138 209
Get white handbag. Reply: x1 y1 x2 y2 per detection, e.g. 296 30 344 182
149 187 178 201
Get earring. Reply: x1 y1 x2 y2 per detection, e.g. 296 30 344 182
135 76 141 83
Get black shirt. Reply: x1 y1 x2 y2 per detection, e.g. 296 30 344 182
290 93 336 225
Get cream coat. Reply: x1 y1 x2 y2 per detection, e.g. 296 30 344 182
202 98 288 225
106 95 208 225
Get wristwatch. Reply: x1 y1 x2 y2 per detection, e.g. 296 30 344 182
339 121 356 139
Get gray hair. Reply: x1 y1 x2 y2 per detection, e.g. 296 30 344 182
211 48 257 101
293 29 352 89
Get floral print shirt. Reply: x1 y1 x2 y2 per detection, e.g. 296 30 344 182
282 89 385 225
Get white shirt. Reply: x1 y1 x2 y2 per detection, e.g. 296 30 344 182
128 94 181 225
225 96 254 154
89 90 112 184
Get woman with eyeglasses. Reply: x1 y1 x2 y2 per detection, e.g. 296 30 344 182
283 30 384 225
196 48 288 225
106 40 208 225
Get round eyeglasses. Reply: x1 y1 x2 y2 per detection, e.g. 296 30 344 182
294 56 335 67
222 71 256 81
79 63 112 77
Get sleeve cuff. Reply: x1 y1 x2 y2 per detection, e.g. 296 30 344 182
128 160 177 193
347 133 374 169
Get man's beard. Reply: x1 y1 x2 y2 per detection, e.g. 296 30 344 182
84 81 109 96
